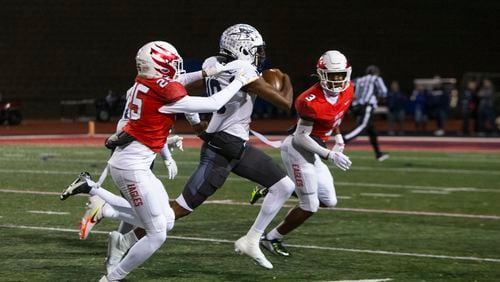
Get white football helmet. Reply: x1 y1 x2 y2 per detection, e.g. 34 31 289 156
316 50 352 95
219 24 266 67
136 41 185 80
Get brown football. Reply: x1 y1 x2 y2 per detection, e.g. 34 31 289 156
262 68 284 91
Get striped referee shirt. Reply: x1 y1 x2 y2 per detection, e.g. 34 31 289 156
352 74 388 108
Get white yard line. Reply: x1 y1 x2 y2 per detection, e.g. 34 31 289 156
0 168 499 194
351 166 500 175
328 279 392 282
352 155 500 163
360 193 401 198
4 153 500 164
1 224 499 263
335 182 499 193
411 190 450 195
27 210 69 215
1 188 499 220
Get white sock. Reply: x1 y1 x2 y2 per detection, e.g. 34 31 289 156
267 228 284 241
246 228 262 244
115 232 167 277
101 203 118 218
106 265 129 281
249 177 294 234
122 230 139 249
89 185 131 209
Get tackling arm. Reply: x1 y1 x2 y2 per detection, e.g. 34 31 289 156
159 60 258 114
158 79 244 113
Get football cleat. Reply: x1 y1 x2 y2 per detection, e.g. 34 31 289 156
60 172 92 200
376 152 390 162
106 231 127 274
260 235 290 257
234 235 273 269
79 195 105 240
98 276 122 282
249 185 269 205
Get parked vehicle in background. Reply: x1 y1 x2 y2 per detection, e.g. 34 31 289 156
0 101 22 125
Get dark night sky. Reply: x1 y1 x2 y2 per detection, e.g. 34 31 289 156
1 0 499 116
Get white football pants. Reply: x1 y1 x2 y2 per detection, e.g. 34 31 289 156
280 136 338 212
106 166 173 280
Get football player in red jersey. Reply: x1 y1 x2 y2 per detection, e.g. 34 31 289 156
60 40 258 281
257 50 354 257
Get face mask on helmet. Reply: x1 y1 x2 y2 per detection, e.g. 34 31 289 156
136 41 185 80
219 24 266 68
316 50 352 96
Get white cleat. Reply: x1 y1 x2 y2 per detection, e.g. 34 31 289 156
106 231 127 274
234 235 273 269
99 275 121 282
79 195 105 240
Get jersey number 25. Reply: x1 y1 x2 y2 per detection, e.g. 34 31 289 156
126 84 148 120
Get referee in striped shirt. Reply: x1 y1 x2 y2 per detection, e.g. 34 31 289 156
344 65 389 161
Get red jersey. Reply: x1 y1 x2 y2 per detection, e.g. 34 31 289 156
124 76 187 152
294 83 354 142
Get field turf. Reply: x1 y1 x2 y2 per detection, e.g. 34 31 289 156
0 145 499 281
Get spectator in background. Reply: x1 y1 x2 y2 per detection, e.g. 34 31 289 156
410 83 428 134
387 80 407 135
428 78 449 136
477 78 496 136
460 80 478 136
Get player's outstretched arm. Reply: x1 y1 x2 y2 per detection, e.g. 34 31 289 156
158 61 258 114
246 72 293 110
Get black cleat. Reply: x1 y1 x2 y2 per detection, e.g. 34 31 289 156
250 185 269 205
60 172 92 200
260 234 290 257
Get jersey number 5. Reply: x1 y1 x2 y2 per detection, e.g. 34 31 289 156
127 84 148 120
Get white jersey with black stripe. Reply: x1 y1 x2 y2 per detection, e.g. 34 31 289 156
203 56 257 141
352 74 388 108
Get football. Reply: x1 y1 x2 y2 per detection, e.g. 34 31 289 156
262 68 284 91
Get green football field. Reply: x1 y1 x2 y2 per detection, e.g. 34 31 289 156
0 145 499 281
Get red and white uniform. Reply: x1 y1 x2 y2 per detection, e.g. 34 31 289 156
295 83 354 143
124 77 186 152
109 77 186 170
280 82 353 212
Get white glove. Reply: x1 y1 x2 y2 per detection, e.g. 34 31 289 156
332 134 345 153
164 159 178 179
166 135 183 151
203 61 226 77
233 61 259 86
328 151 352 171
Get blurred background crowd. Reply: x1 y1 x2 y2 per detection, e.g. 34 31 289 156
1 1 499 137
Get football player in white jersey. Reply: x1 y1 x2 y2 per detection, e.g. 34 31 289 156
60 40 258 281
171 24 297 269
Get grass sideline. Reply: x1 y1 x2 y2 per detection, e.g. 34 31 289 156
0 145 499 281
